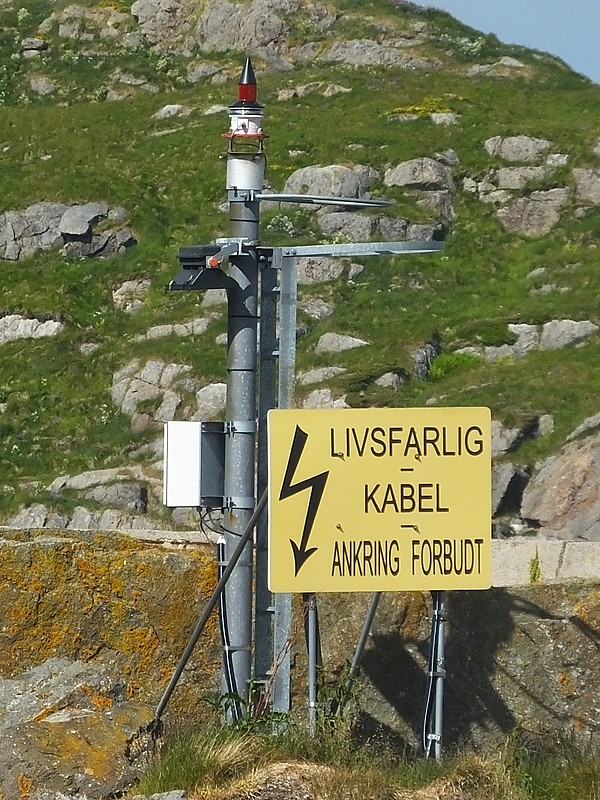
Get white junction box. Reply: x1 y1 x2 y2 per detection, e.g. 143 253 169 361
163 421 225 508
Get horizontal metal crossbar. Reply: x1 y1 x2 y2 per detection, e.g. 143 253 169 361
255 192 393 208
272 240 444 258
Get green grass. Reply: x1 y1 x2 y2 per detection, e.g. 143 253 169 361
132 720 600 800
1 0 600 519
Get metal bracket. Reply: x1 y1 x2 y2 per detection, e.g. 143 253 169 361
226 420 257 435
225 496 256 509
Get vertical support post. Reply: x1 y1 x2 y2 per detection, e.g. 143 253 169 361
255 249 277 694
271 252 297 715
433 591 447 760
306 592 319 736
220 56 266 710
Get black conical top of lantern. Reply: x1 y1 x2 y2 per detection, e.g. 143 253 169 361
229 56 264 115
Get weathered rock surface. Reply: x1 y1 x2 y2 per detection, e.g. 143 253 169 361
314 332 368 354
0 314 63 347
496 189 569 236
0 658 154 800
384 157 453 191
572 167 600 204
283 164 378 202
521 432 600 540
0 202 135 261
484 135 552 162
0 528 220 796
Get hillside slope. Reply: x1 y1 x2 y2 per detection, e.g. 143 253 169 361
1 0 600 532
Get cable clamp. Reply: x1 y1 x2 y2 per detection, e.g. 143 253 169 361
225 496 256 510
226 420 257 435
426 733 441 742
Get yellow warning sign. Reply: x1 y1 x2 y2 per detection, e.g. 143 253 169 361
268 407 491 593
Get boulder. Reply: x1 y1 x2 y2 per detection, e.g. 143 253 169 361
484 135 552 162
573 167 600 205
0 315 63 347
521 433 600 540
194 0 302 54
317 212 375 240
314 332 368 354
0 658 155 800
302 388 349 408
384 157 453 191
297 257 345 284
321 39 440 70
112 278 151 314
496 166 547 189
298 366 346 386
283 164 378 203
496 189 569 236
299 297 334 320
60 203 109 237
539 319 598 350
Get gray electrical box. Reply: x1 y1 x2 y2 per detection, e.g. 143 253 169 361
163 421 225 508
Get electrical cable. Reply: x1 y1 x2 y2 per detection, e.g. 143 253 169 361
421 591 441 756
218 537 242 721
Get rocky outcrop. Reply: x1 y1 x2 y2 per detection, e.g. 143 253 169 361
0 202 135 261
0 314 63 347
496 188 570 236
521 432 600 540
0 528 220 799
283 164 379 204
0 659 154 800
484 135 552 162
457 319 599 362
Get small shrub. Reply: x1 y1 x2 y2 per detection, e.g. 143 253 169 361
428 352 482 381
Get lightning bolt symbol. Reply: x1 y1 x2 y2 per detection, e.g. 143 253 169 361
279 425 329 576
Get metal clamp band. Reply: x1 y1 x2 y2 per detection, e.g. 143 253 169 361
226 420 257 434
225 496 256 509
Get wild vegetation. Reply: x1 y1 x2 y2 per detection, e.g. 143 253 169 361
1 0 599 523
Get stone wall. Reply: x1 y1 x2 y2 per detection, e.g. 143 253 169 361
1 529 600 797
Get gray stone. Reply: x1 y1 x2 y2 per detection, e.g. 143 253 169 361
283 164 378 204
315 332 368 354
521 433 600 540
491 420 522 457
430 112 459 125
406 222 445 241
492 463 519 515
192 383 227 420
378 216 409 240
317 212 375 240
299 298 334 320
573 168 600 205
302 388 349 408
152 104 185 120
29 76 57 96
496 166 547 189
484 135 552 162
545 153 569 167
321 39 440 70
568 412 600 441
484 323 539 361
187 62 222 83
84 484 148 513
384 157 453 191
539 319 598 351
375 372 402 391
297 257 345 284
21 37 49 53
0 315 63 347
416 190 454 222
298 366 346 386
496 189 569 236
59 203 108 237
112 279 151 314
202 289 227 307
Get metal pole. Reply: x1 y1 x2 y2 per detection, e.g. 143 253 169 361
271 252 297 715
154 490 268 722
254 249 278 693
306 592 319 736
221 59 266 708
433 591 447 760
335 592 382 716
